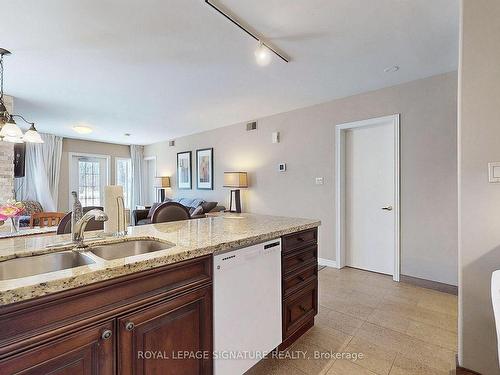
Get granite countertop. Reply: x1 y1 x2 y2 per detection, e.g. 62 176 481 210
0 226 57 239
0 213 320 306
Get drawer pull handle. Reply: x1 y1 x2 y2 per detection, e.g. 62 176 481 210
125 322 135 331
299 305 308 312
101 329 112 340
299 257 306 262
297 237 304 242
298 275 306 281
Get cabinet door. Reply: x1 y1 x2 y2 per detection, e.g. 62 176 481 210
118 286 212 375
0 320 115 375
283 280 318 340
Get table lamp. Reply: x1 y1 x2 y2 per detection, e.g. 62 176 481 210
223 172 248 213
156 176 171 202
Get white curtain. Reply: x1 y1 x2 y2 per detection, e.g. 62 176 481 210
130 144 145 208
15 133 63 211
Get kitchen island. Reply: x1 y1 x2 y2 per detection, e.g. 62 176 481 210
0 213 320 374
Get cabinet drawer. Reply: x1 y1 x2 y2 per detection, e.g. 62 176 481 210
283 281 318 339
282 228 317 253
283 264 317 298
282 245 317 275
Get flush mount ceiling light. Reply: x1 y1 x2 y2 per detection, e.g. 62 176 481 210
0 48 44 143
384 65 400 73
205 0 290 66
72 125 93 134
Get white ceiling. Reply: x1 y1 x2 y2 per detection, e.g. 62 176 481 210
0 0 459 145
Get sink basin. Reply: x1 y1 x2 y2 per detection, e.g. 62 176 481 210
88 240 172 260
0 252 95 281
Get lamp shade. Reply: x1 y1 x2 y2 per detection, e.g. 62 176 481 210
23 124 44 143
161 176 171 188
3 135 24 143
223 172 248 188
0 116 23 138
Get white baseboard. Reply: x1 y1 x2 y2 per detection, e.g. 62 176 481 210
318 258 337 268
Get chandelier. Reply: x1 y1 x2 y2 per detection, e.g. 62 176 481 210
0 48 43 143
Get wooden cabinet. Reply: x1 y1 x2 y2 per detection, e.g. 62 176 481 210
283 263 317 298
280 228 318 349
283 281 317 339
0 255 212 375
0 321 115 375
282 229 318 253
118 286 212 375
0 228 319 373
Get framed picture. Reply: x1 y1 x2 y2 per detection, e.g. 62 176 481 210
177 151 192 189
196 148 214 190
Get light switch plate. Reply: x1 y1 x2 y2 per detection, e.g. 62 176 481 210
315 177 324 185
488 162 500 182
278 163 286 172
272 132 280 144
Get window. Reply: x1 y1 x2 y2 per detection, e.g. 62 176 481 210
78 159 101 207
116 158 132 208
69 153 109 209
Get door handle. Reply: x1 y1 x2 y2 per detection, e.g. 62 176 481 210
381 206 393 211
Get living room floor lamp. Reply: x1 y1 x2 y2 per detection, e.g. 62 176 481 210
223 172 248 213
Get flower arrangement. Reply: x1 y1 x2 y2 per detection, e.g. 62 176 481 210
0 200 25 230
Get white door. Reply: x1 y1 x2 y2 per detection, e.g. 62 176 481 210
345 122 395 275
70 154 109 208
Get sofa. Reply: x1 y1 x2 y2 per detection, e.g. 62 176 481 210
133 198 225 226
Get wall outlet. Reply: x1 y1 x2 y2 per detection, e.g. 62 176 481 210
279 163 286 172
315 177 324 185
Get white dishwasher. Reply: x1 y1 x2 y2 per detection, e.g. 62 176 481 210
213 238 282 375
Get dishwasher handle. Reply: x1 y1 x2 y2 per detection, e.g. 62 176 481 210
264 241 280 250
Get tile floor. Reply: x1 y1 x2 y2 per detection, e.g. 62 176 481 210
246 267 458 375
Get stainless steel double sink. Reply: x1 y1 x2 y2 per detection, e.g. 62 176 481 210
0 239 173 281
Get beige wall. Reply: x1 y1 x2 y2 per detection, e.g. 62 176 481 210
459 0 500 373
146 72 458 285
58 138 130 212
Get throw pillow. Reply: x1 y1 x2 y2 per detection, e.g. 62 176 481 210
190 199 205 208
201 201 217 213
191 206 204 216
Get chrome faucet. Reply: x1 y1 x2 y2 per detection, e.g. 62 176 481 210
73 209 108 248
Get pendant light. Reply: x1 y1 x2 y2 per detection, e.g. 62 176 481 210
23 123 44 143
0 48 43 143
0 115 23 138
